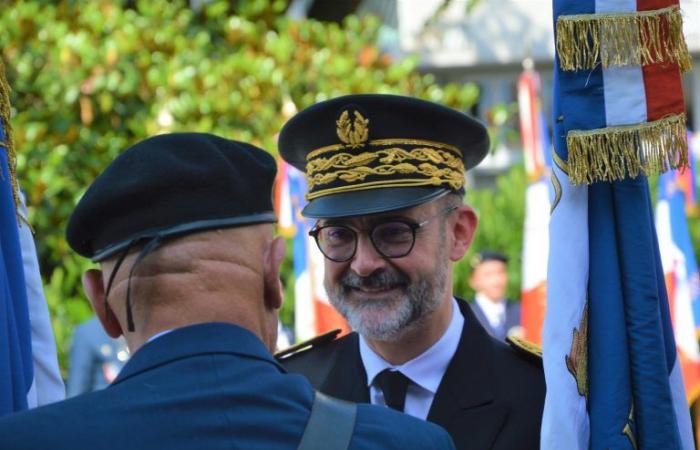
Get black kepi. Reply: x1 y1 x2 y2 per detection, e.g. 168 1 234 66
278 94 490 218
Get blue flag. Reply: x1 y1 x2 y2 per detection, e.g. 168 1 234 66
543 1 694 448
0 119 33 416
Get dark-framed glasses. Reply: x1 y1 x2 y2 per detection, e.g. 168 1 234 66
309 205 459 263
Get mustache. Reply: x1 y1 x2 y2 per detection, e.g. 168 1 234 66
340 269 409 290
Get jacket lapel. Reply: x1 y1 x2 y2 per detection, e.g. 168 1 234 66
427 299 509 449
320 332 370 403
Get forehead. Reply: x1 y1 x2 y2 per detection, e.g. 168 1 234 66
318 201 435 226
473 260 508 272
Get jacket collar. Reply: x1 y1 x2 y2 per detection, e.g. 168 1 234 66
427 299 498 420
113 322 283 385
317 299 499 411
320 332 370 403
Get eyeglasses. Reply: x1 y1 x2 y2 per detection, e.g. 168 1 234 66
309 205 458 263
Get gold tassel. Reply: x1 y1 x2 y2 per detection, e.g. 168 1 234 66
567 114 688 185
0 58 20 213
557 5 691 72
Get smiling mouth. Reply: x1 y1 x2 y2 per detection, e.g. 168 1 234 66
349 285 402 295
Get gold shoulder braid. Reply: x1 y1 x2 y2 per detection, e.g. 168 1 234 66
305 109 465 201
506 336 543 364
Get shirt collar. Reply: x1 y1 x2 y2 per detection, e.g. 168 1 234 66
145 328 174 344
360 297 464 394
475 292 506 326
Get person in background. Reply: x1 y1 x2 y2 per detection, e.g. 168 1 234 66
66 316 129 396
0 132 456 450
468 251 522 341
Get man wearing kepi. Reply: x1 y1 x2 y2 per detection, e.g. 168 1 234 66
277 95 545 450
0 133 455 450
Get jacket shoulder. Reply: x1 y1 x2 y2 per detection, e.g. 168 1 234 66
274 328 341 360
276 330 355 389
505 336 542 367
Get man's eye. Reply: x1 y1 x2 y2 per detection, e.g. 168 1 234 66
374 223 413 244
322 227 354 245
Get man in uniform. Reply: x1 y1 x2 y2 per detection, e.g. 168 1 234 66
0 132 456 450
468 251 522 341
66 316 129 396
277 95 545 450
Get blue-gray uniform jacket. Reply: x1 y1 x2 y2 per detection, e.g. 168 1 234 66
0 322 455 450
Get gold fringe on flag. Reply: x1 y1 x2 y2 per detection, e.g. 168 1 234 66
567 114 688 185
0 59 20 213
556 5 691 72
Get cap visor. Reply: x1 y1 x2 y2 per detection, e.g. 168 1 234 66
301 187 451 219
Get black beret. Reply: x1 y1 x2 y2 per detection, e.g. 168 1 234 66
66 133 277 261
278 94 489 218
470 251 509 269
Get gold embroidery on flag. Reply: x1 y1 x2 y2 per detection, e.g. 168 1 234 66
622 404 638 449
550 169 562 214
566 302 588 398
556 5 691 72
566 114 688 184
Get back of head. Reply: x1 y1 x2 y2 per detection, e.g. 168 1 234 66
65 132 281 347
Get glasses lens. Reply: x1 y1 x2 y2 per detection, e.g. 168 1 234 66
317 226 355 261
371 222 415 257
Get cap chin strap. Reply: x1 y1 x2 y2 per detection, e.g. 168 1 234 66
103 235 164 333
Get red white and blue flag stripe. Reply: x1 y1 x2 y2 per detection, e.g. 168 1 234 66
656 150 700 405
544 0 693 448
275 160 349 342
518 66 551 346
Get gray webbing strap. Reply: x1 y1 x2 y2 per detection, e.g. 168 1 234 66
297 391 357 450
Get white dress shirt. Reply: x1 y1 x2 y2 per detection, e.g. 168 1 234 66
359 298 464 420
475 292 506 331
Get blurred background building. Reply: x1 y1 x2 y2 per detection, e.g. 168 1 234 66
288 0 700 187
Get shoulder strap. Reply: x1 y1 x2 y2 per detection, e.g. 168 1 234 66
297 391 357 450
506 336 543 365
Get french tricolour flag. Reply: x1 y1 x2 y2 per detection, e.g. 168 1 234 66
544 1 694 448
275 160 349 342
0 80 33 416
518 66 551 346
655 151 700 407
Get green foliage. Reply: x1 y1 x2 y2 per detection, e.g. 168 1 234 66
454 165 527 301
2 0 480 372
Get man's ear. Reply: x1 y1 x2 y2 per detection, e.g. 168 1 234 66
83 269 123 339
262 236 286 311
450 205 478 262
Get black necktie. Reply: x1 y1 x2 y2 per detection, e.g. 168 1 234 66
375 369 410 412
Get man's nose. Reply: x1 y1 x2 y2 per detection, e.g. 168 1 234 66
349 234 386 277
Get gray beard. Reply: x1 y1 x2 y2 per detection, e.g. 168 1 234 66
326 244 448 342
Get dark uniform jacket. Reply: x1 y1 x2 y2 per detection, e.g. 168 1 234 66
280 299 545 450
0 323 456 450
